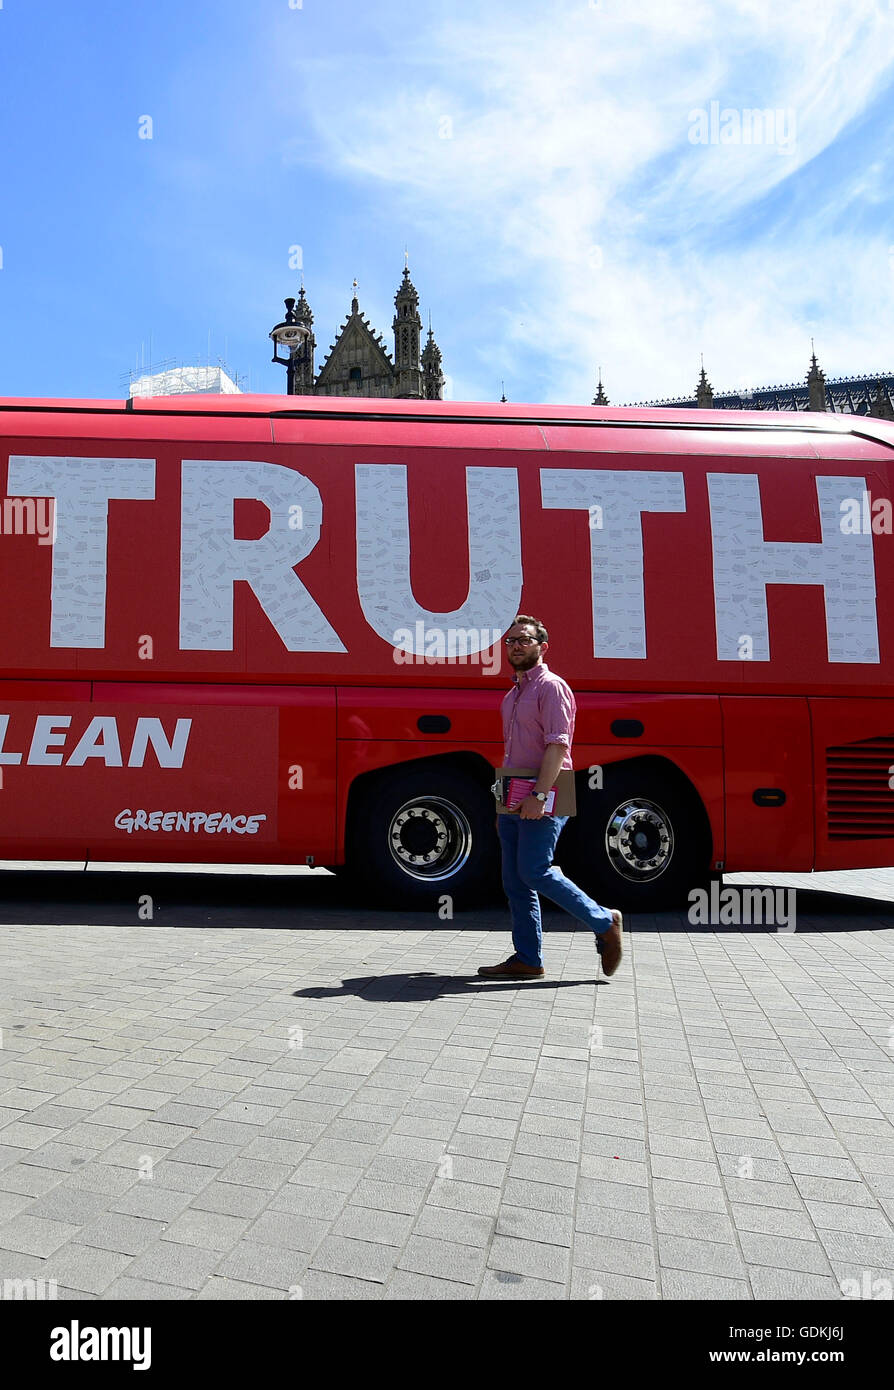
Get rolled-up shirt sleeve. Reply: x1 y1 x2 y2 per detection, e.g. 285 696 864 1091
540 681 575 746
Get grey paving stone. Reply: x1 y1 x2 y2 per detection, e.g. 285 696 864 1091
816 1229 894 1266
487 1233 571 1283
293 1269 384 1300
152 1101 218 1127
308 1234 398 1284
657 1235 746 1279
730 1204 816 1240
425 1178 501 1218
569 1267 658 1300
102 1276 193 1300
649 1178 728 1213
129 1240 223 1290
573 1232 657 1280
738 1230 833 1275
723 1177 805 1210
581 1154 650 1185
45 1243 132 1295
479 1269 565 1300
0 1214 81 1257
0 1190 32 1222
340 1178 423 1217
188 1182 271 1220
653 1206 737 1244
160 1207 251 1251
660 1269 751 1300
413 1204 495 1246
805 1200 894 1236
383 1269 475 1300
216 1157 293 1190
26 1187 112 1227
398 1233 488 1285
330 1204 413 1246
747 1267 843 1300
147 1160 214 1194
578 1177 652 1214
80 1212 166 1256
247 1210 329 1253
792 1174 879 1206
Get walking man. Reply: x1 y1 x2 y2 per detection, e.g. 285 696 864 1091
478 615 623 980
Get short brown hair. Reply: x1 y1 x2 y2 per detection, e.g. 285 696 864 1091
510 614 548 644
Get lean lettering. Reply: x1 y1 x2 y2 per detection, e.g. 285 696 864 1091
49 1321 151 1371
0 715 191 768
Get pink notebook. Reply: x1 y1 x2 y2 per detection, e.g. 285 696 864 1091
505 778 557 814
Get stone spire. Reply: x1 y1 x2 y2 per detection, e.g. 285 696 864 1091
290 284 316 392
592 371 609 406
393 263 422 397
807 344 827 412
696 360 714 408
421 319 445 400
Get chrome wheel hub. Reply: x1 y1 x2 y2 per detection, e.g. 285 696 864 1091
388 797 473 882
605 798 673 882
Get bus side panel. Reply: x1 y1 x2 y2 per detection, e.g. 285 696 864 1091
573 693 722 746
811 697 894 871
721 697 813 871
76 684 336 864
0 681 93 859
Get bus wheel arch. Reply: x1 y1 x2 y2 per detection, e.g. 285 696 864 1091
560 755 715 911
342 752 501 909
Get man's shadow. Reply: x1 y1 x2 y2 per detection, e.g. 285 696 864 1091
294 970 606 1001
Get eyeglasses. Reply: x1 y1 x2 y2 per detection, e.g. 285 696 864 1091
505 636 539 647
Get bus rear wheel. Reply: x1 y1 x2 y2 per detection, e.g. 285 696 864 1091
345 764 500 910
558 764 712 912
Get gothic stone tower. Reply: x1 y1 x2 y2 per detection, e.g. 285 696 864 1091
392 266 423 398
281 263 444 399
421 321 446 400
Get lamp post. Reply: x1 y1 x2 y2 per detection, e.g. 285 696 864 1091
269 298 310 395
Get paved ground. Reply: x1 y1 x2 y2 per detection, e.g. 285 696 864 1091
1 865 893 1300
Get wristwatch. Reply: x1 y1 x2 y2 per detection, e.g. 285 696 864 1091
533 791 548 802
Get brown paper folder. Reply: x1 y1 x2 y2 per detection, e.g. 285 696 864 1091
494 766 577 817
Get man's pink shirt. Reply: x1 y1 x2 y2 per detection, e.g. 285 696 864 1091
501 662 575 772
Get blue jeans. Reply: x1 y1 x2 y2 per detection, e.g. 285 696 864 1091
498 813 614 968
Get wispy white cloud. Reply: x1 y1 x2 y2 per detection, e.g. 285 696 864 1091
274 0 894 403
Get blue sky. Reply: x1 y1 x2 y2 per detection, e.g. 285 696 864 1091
1 0 893 405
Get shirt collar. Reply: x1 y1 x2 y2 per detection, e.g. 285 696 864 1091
513 661 549 688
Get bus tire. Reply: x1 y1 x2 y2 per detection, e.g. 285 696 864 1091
557 763 712 912
345 764 500 910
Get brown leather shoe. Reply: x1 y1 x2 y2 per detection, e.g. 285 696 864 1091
597 910 623 977
477 955 545 978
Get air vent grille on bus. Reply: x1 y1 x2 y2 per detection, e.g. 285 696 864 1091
826 736 894 839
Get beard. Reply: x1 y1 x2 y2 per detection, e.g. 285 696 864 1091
509 649 541 672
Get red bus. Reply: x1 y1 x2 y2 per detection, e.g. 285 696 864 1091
2 392 893 910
